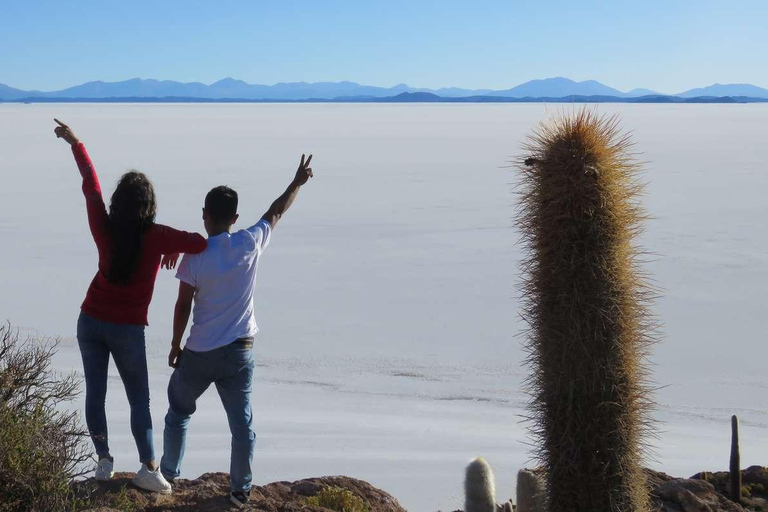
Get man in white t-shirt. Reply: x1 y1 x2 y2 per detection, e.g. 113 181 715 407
160 155 313 509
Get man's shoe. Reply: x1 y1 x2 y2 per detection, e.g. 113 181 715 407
230 491 249 508
95 457 114 481
132 464 172 494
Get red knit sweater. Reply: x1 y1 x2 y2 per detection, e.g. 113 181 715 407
73 142 206 325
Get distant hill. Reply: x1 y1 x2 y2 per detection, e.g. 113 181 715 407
676 83 768 98
0 83 42 100
1 77 766 102
431 86 494 97
486 77 627 98
373 93 765 104
29 78 417 100
625 88 661 97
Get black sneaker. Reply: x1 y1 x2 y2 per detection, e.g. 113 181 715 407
230 491 249 508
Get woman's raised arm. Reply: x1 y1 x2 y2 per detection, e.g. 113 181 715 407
54 119 109 242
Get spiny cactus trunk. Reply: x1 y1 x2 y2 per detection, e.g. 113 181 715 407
518 109 654 512
465 457 496 512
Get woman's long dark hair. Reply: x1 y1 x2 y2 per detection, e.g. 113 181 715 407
107 171 157 285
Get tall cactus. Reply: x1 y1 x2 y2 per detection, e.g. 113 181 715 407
730 415 742 502
517 109 655 512
465 457 496 512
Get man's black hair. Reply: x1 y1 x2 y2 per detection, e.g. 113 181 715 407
205 186 238 223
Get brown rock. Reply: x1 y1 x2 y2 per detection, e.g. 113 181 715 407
503 469 748 512
691 465 768 510
646 469 745 512
75 472 406 512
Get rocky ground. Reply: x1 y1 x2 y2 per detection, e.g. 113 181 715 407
648 468 747 512
76 472 405 512
504 467 768 512
75 467 768 511
688 466 768 511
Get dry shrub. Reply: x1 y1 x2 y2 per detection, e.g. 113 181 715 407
0 322 91 512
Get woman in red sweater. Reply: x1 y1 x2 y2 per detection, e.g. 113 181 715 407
54 119 206 494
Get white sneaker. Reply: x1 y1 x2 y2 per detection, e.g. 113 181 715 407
132 463 172 494
230 491 249 508
95 457 114 481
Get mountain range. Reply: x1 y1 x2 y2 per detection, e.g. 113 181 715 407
1 77 767 101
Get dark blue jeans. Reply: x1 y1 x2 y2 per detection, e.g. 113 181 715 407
161 342 255 492
77 312 154 463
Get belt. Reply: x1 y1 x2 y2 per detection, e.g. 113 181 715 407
231 336 254 348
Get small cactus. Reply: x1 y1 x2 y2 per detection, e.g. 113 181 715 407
516 469 546 512
465 457 496 512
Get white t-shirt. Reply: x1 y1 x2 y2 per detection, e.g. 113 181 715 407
176 219 272 352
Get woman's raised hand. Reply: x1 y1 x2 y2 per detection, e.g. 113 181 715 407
53 118 80 146
161 253 180 270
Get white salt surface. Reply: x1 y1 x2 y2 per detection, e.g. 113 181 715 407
0 103 766 511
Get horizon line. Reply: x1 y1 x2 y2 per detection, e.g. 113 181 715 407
4 93 767 105
3 76 768 96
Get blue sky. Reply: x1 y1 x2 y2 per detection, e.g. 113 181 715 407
1 0 766 93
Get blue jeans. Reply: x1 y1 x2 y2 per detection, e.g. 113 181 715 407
76 312 154 463
161 342 256 492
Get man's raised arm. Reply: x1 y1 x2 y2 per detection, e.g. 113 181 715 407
261 154 313 229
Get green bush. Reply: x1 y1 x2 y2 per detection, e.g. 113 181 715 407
0 323 90 512
101 485 138 512
303 486 371 512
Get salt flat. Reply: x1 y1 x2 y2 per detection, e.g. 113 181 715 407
0 103 766 511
